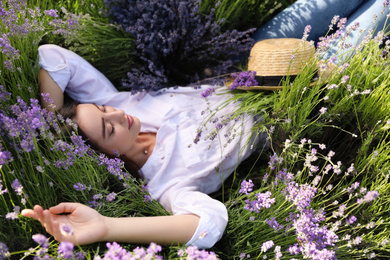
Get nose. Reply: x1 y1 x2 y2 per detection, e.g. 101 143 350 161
107 109 125 124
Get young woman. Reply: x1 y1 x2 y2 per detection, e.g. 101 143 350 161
21 44 262 249
22 0 389 250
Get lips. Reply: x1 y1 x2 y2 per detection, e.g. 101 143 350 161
126 115 134 129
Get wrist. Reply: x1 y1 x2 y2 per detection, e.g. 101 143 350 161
99 216 113 242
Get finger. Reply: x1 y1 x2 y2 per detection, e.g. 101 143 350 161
49 202 79 214
42 209 55 235
21 209 38 219
33 205 45 224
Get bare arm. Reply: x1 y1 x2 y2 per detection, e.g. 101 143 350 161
103 214 200 245
38 68 64 110
21 203 200 246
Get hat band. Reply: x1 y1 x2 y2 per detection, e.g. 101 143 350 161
254 72 318 87
254 75 297 86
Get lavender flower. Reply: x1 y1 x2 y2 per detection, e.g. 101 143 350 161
275 168 294 185
106 0 255 92
0 150 13 165
103 242 132 259
346 216 357 225
32 234 49 248
319 107 327 114
302 25 312 41
282 182 317 211
146 242 162 255
0 242 9 260
183 246 218 259
73 182 87 191
201 87 216 98
261 240 274 252
268 153 283 170
106 192 117 202
229 71 258 90
144 195 152 202
58 241 74 259
357 190 379 204
60 223 74 237
97 154 131 181
5 205 20 220
11 179 23 195
266 217 284 232
274 245 282 260
0 174 7 196
244 191 275 213
44 9 58 17
239 179 254 195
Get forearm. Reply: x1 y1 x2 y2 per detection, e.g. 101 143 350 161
102 214 200 246
39 68 64 110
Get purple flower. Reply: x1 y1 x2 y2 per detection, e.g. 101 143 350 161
346 216 357 225
357 190 379 204
97 155 131 181
32 234 49 248
288 244 302 255
144 195 152 202
274 245 282 260
0 242 9 260
146 242 162 255
106 192 117 202
244 191 275 213
60 223 74 237
302 25 312 41
93 194 103 200
11 179 23 195
0 174 7 195
282 182 317 211
352 236 363 245
261 240 274 252
275 168 294 185
44 9 58 17
5 206 20 220
73 182 87 191
268 153 283 170
0 150 13 165
229 71 258 90
183 246 218 259
108 0 255 92
239 179 254 195
104 242 132 259
201 87 215 98
58 241 74 259
266 217 284 232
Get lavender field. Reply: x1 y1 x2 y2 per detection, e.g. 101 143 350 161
1 0 390 259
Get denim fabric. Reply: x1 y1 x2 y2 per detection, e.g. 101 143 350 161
252 0 390 59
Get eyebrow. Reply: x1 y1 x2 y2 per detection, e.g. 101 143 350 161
93 104 106 139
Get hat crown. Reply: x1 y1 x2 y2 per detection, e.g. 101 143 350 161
248 38 315 76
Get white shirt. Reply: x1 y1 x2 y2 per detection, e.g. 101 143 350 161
38 44 259 249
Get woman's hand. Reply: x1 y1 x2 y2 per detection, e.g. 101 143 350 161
21 203 107 245
22 203 200 247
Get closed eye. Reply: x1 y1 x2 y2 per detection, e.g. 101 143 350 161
109 122 115 136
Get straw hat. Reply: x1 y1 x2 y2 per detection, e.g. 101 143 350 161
228 38 331 90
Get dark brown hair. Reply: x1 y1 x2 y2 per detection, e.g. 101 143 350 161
57 100 141 179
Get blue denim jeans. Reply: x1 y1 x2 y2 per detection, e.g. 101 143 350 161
252 0 390 59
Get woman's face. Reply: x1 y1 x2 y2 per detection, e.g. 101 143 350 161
74 104 141 156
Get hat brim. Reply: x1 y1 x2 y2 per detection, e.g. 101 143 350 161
226 62 336 91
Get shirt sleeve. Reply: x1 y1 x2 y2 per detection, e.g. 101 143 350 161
160 186 228 249
38 44 120 104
